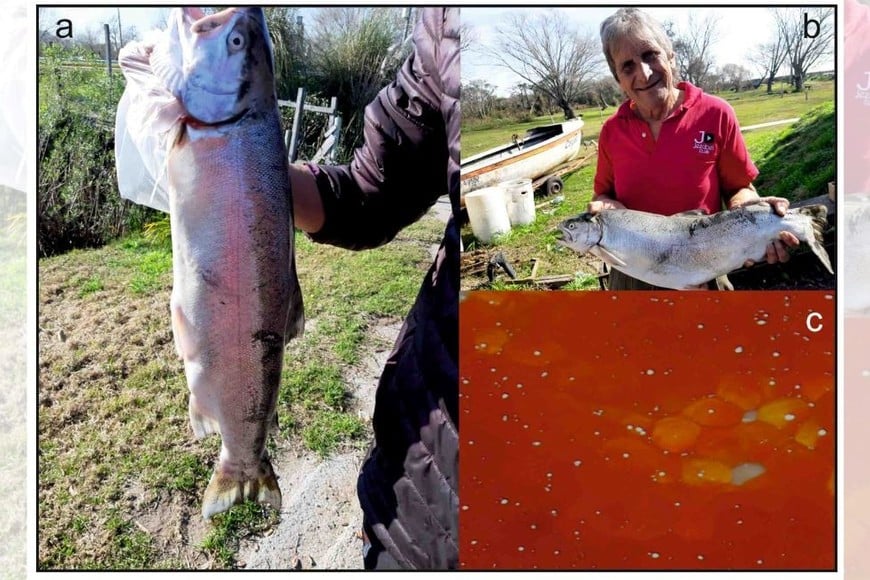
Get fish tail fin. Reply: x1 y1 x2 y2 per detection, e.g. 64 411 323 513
189 395 221 439
795 205 834 274
202 460 282 520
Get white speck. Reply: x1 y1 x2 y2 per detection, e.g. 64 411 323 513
593 409 604 416
573 460 583 467
622 452 630 459
532 441 542 447
502 415 508 422
470 539 478 545
697 555 705 561
784 413 795 421
533 350 541 357
769 379 776 386
818 429 828 436
737 519 744 525
516 383 524 389
772 351 780 357
650 552 660 559
863 370 870 378
757 559 764 565
500 498 509 505
697 323 705 329
518 546 525 552
627 424 634 430
756 320 767 326
551 509 559 516
530 524 538 530
478 343 488 349
490 368 497 373
646 369 655 375
593 431 600 436
468 440 475 445
795 384 801 390
554 550 561 556
462 505 469 511
501 393 509 399
707 408 715 414
540 371 549 378
735 346 744 353
658 471 666 477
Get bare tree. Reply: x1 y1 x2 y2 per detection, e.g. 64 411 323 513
464 79 498 119
748 34 790 93
666 13 719 90
719 63 751 91
484 11 602 120
459 21 478 53
773 7 834 91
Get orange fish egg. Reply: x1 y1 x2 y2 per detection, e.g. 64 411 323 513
757 397 810 429
681 397 744 427
651 416 701 453
794 419 824 450
716 378 762 410
681 457 733 485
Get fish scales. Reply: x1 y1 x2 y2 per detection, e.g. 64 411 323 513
127 7 304 519
558 203 833 290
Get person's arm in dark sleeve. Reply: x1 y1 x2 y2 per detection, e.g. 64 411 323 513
291 8 453 251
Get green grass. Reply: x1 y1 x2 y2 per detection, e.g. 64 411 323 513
200 502 279 569
460 81 835 290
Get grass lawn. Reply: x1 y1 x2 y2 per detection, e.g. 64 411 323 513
37 212 443 569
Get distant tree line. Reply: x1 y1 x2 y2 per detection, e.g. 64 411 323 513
463 7 834 121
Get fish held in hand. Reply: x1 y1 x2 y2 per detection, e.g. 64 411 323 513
557 203 833 290
119 7 304 519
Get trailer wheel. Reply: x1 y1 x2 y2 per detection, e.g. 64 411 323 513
545 176 563 196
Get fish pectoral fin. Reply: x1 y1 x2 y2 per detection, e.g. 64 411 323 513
591 245 627 267
189 395 221 439
171 304 197 361
202 461 282 520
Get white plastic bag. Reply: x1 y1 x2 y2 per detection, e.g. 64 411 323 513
114 21 186 214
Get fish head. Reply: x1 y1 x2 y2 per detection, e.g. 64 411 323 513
556 212 601 254
162 7 275 125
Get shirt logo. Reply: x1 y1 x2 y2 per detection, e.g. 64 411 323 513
693 131 715 154
857 72 870 105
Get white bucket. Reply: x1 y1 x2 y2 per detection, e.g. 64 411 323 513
501 178 535 226
465 186 511 243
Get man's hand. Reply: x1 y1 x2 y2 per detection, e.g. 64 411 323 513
587 197 626 214
733 196 800 267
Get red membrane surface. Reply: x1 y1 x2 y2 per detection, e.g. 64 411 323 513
459 291 834 570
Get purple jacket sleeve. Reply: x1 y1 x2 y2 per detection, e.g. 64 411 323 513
306 8 458 250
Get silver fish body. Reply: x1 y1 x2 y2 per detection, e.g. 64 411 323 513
558 203 833 290
156 7 303 518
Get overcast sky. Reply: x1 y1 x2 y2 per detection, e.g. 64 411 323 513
462 5 836 97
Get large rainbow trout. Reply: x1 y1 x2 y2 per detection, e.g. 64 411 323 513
558 203 833 290
119 7 304 518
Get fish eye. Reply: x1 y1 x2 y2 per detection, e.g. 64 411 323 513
568 223 575 230
228 30 246 52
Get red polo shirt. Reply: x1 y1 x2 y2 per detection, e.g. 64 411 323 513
594 81 758 215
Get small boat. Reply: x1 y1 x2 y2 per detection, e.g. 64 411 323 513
460 119 584 202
